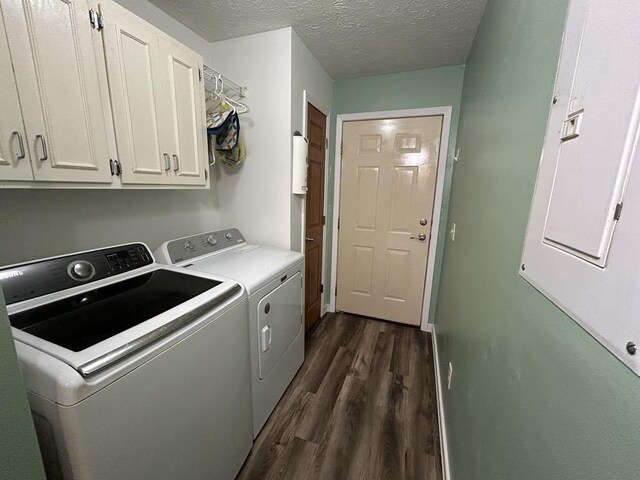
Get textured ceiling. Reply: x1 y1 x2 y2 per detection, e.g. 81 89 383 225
147 0 487 78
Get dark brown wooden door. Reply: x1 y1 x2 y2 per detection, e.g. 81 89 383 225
305 103 326 331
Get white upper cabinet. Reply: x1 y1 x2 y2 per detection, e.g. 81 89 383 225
1 0 112 184
521 0 640 374
101 1 206 186
0 7 33 182
101 0 169 185
0 0 208 188
160 36 207 186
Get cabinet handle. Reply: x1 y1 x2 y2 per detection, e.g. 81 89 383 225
172 154 180 172
163 153 171 172
11 131 25 160
35 134 48 162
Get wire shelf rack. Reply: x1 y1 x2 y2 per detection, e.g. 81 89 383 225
203 64 247 100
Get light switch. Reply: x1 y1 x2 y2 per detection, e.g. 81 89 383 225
561 110 583 141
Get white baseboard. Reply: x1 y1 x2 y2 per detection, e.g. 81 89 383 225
431 325 451 480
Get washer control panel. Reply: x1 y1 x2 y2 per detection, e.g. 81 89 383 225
165 228 245 264
0 244 154 305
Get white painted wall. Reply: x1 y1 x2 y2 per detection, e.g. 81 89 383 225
113 0 211 62
290 30 333 252
209 28 294 249
0 5 334 266
0 0 219 266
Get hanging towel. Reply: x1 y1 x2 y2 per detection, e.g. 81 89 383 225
215 111 240 151
216 135 246 167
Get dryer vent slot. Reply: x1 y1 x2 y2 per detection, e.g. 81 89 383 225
280 274 288 283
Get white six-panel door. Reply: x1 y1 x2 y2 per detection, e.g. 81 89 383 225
336 116 443 325
1 0 112 183
0 7 33 181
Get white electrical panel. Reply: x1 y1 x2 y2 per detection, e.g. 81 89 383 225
521 0 640 374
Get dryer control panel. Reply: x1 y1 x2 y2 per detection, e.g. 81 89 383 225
163 228 245 264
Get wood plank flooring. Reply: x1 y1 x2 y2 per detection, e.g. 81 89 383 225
236 313 443 480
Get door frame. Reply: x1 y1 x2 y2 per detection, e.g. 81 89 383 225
301 90 331 317
329 106 453 331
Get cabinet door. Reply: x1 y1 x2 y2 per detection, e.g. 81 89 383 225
101 0 170 185
0 8 33 182
159 36 207 186
1 0 112 184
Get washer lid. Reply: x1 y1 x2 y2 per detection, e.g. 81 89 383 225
9 265 243 378
188 245 304 294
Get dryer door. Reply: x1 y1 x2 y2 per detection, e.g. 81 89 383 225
257 272 302 380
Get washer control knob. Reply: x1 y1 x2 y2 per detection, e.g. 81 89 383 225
205 234 217 246
183 240 196 252
225 232 233 240
68 261 95 281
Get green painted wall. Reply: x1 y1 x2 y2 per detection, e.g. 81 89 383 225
435 0 640 478
0 289 45 480
326 66 465 323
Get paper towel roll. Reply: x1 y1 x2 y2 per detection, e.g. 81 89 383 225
292 134 309 194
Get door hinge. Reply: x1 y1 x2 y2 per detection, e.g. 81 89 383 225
322 215 325 226
320 284 324 293
89 9 103 31
614 202 623 220
337 217 340 229
199 68 202 82
335 286 338 296
340 143 343 155
325 138 328 149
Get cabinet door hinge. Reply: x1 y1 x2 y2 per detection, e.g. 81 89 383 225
614 202 623 220
340 143 343 155
110 159 122 177
337 217 340 229
199 68 202 82
89 9 103 31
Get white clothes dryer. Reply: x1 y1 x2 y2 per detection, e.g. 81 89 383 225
155 228 305 437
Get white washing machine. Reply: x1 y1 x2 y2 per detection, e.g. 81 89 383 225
0 243 253 480
155 228 304 437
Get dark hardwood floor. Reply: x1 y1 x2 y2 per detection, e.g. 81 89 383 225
236 312 443 480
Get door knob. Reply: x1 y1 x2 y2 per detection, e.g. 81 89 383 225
305 237 315 242
410 233 427 241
